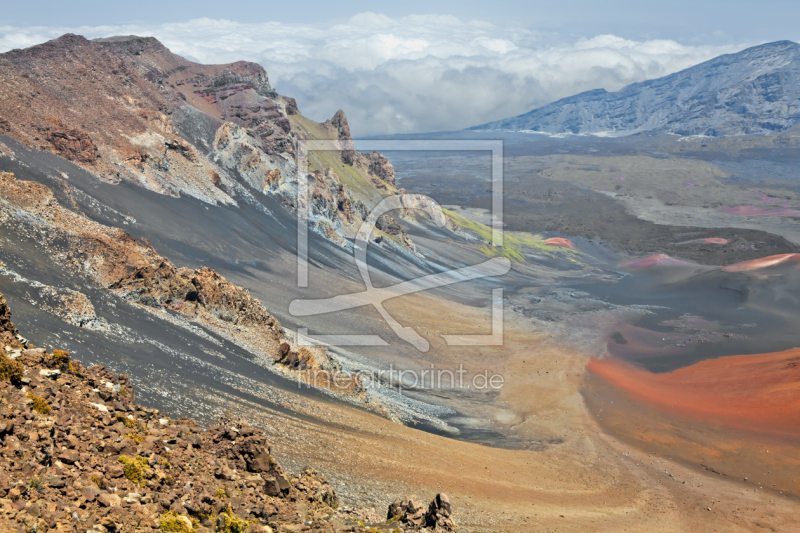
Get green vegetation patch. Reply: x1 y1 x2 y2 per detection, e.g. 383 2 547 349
0 353 23 382
119 455 149 486
27 392 51 414
215 504 249 533
443 209 579 262
159 510 194 533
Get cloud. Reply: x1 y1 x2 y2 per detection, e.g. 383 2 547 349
0 15 748 135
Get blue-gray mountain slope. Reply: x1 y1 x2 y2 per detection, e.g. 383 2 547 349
471 41 800 136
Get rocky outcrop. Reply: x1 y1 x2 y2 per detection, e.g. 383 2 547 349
0 33 409 253
327 110 356 165
212 122 287 194
329 110 351 141
277 343 318 371
473 40 800 136
388 495 427 526
0 294 21 352
111 261 282 333
282 97 300 116
307 168 369 236
0 295 455 532
386 494 454 531
425 493 454 531
364 152 396 187
47 128 98 163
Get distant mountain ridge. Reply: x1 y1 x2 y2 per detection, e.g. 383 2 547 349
470 40 800 136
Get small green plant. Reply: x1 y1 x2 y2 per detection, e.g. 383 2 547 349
51 349 70 367
158 457 172 469
29 476 44 492
119 387 128 397
67 361 82 376
0 353 23 382
215 486 231 499
117 415 149 444
125 432 147 445
116 414 137 428
90 474 108 490
118 455 149 487
159 510 193 533
215 504 249 533
27 392 51 414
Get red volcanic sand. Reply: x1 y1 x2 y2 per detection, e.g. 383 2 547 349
699 237 728 244
543 237 576 249
620 254 693 269
721 253 800 272
587 349 800 436
721 205 800 217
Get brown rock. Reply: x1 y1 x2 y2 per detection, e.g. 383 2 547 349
97 492 121 507
215 464 236 481
279 347 318 371
426 493 454 531
296 468 338 508
0 293 21 351
83 486 101 502
283 97 299 115
236 435 272 473
364 152 396 186
47 128 98 163
106 464 124 478
100 517 118 532
57 449 79 465
388 495 426 526
327 110 356 165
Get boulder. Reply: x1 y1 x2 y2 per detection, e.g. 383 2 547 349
235 435 272 473
187 434 202 448
56 449 79 465
425 493 454 531
97 492 121 507
388 495 426 526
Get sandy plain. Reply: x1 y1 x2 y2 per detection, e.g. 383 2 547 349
217 290 800 532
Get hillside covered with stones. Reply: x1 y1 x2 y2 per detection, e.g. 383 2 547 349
0 292 455 532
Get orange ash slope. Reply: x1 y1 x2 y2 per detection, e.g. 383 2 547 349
721 252 800 272
543 237 576 249
587 348 800 437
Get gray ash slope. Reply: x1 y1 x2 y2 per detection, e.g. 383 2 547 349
471 40 800 136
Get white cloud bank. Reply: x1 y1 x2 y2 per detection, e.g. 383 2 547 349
0 14 748 135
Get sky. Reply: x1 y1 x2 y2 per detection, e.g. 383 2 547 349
2 1 799 135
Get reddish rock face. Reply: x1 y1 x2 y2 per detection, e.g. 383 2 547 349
110 261 283 334
47 127 98 163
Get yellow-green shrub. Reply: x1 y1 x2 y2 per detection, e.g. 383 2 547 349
0 353 23 382
215 504 249 533
118 455 149 486
51 349 70 367
27 392 51 414
159 510 193 532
